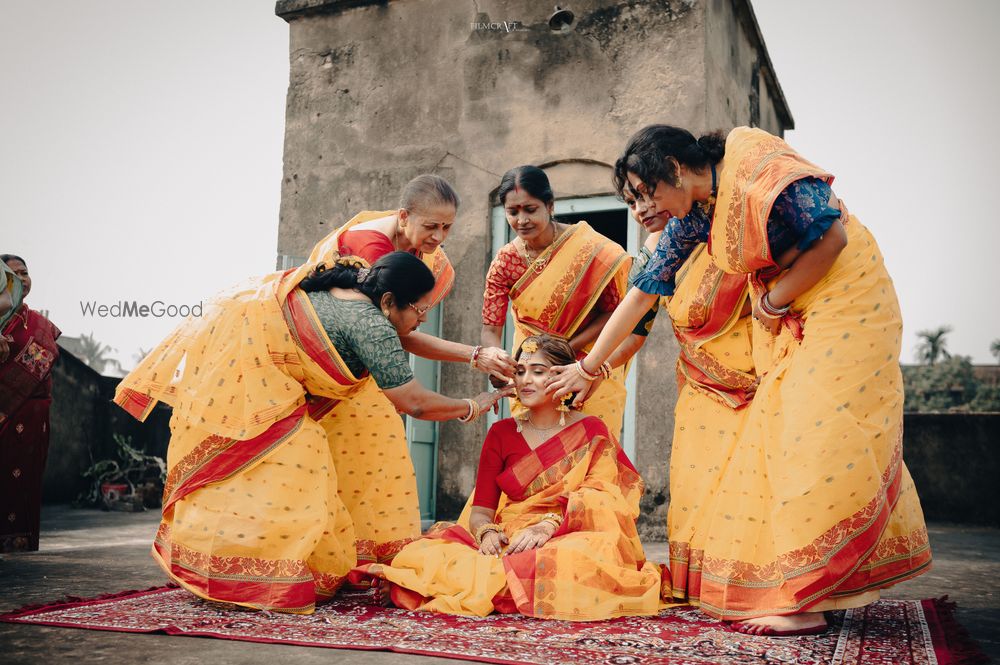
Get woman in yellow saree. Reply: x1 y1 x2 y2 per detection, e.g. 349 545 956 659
482 166 631 435
549 125 930 635
620 192 758 609
350 335 665 620
114 252 509 613
300 175 515 571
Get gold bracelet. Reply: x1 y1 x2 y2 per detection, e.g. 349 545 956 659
474 522 503 545
457 398 481 423
575 360 599 382
537 512 563 529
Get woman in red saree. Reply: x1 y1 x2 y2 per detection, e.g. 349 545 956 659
351 335 665 620
0 254 61 553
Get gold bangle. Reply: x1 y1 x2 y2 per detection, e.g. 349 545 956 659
575 360 599 382
474 522 503 545
457 398 481 423
537 512 563 529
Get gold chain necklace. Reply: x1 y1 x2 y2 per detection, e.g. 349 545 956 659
526 415 560 432
518 223 561 274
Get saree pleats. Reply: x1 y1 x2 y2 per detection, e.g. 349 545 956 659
509 222 631 434
351 419 666 621
661 242 756 606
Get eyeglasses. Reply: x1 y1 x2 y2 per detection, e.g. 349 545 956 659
408 303 430 316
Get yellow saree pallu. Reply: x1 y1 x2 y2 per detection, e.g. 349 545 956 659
292 211 456 570
115 272 374 613
662 244 757 604
350 418 666 620
509 222 631 435
681 127 931 619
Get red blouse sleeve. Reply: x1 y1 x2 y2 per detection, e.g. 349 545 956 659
472 424 506 510
482 244 524 327
337 229 395 266
595 277 623 313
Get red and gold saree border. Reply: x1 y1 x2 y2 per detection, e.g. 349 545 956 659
709 127 833 275
497 417 630 503
280 286 359 387
509 223 630 339
152 522 340 613
668 429 932 618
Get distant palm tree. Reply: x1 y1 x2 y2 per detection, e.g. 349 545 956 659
915 326 953 365
991 338 1000 364
78 332 118 374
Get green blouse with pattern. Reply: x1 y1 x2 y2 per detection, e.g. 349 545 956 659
305 290 414 390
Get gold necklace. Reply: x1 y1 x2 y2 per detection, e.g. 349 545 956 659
518 223 561 274
526 415 560 432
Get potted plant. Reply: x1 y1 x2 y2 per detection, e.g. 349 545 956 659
78 434 167 511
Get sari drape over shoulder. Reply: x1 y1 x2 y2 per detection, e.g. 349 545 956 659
0 305 60 552
350 417 666 620
291 210 456 570
507 222 631 434
115 269 373 613
678 127 931 619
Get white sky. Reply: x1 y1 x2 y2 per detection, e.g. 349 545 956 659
2 0 997 370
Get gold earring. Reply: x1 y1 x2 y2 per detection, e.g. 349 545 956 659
556 394 572 426
675 176 683 188
382 308 390 317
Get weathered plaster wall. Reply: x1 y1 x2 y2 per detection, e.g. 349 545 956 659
275 0 793 538
704 0 792 134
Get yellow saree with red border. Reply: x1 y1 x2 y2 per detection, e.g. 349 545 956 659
663 243 757 605
675 127 932 619
350 416 666 620
508 222 631 434
115 270 374 613
286 211 456 571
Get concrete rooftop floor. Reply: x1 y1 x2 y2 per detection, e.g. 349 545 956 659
0 506 997 664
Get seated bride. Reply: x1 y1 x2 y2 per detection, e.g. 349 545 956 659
349 334 666 620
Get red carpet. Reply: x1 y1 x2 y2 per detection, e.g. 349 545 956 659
1 586 987 664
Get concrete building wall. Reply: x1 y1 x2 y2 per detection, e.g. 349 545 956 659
275 0 793 537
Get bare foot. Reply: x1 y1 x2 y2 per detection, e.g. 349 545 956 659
732 612 827 636
370 578 394 608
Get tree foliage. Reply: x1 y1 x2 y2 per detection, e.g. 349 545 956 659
914 325 952 365
903 355 1000 412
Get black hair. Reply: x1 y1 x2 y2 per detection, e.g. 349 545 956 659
497 165 555 206
0 254 26 268
612 125 726 198
299 251 435 308
399 174 461 213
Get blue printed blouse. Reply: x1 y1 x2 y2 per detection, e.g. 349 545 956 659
631 177 841 296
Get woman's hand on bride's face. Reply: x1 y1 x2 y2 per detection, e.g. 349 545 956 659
544 365 598 408
476 346 516 380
